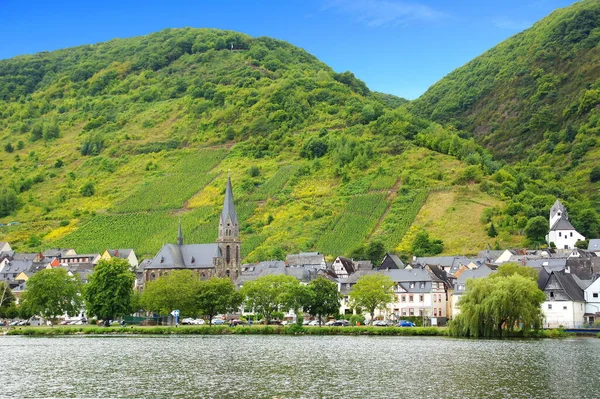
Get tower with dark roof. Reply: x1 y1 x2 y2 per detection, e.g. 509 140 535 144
216 174 241 280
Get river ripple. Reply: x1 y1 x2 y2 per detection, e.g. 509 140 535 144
1 335 599 398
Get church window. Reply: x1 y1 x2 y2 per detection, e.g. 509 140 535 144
201 272 206 280
236 247 239 265
226 270 230 278
151 273 155 280
226 245 231 264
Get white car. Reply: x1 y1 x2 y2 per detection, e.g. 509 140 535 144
308 320 320 326
192 319 205 325
181 318 195 325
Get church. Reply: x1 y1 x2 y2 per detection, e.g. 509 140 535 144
142 175 241 283
546 199 585 249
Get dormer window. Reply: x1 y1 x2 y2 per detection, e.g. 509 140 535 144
160 256 164 264
191 257 195 264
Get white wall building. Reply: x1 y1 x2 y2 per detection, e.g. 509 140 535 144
546 200 585 250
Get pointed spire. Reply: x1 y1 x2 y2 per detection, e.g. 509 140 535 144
177 219 183 246
221 173 238 227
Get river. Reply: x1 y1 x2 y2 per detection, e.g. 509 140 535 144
1 335 599 398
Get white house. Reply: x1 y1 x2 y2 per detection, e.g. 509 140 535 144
331 256 355 279
541 270 585 328
584 277 600 325
546 200 585 250
451 264 495 317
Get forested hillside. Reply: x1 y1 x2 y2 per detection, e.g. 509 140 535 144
0 28 520 260
411 0 600 245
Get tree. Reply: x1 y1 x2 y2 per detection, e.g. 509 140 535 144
349 273 394 325
573 209 600 239
575 240 589 249
411 230 444 257
0 281 16 308
240 274 298 324
524 216 548 245
590 166 600 183
195 277 242 326
304 277 340 326
350 240 386 266
80 181 95 197
451 273 545 338
300 137 328 159
487 222 498 238
84 258 135 324
493 262 539 282
141 270 199 318
20 268 83 320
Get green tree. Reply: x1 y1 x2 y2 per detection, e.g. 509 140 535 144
411 230 444 257
304 277 340 326
451 273 545 338
0 189 23 217
21 268 83 321
524 216 548 245
590 166 600 183
487 222 498 238
80 181 96 197
300 137 328 159
575 240 589 249
195 277 242 325
0 281 16 308
572 209 600 239
141 270 199 317
84 258 135 325
493 262 539 281
349 273 394 325
240 274 298 324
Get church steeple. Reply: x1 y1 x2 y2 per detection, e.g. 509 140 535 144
177 219 184 246
220 172 238 228
217 173 241 280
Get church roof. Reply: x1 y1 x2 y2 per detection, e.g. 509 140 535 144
550 217 576 231
550 199 568 220
145 243 220 270
220 175 238 227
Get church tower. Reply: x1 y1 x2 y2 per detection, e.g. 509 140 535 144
217 173 241 280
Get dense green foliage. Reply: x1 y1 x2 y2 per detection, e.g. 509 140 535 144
412 1 600 241
349 273 395 324
450 264 546 338
84 258 136 321
0 27 503 260
141 270 200 316
195 277 242 325
304 277 341 325
240 274 300 324
20 268 83 319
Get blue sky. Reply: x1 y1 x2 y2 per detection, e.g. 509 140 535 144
0 0 577 99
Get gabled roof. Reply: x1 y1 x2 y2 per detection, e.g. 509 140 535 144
286 252 325 268
0 259 33 279
379 253 404 270
145 244 220 270
455 264 495 284
550 218 576 231
547 270 585 302
588 239 600 252
220 174 238 227
335 257 355 275
550 199 567 220
355 260 373 270
107 249 134 258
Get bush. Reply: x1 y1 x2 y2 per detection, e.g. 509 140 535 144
80 182 96 197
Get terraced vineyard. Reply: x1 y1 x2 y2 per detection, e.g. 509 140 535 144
114 149 226 212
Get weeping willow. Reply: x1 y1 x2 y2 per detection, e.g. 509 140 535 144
450 266 546 338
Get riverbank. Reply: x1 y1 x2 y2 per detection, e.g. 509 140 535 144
2 324 575 338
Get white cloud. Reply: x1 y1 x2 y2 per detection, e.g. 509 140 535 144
323 0 445 27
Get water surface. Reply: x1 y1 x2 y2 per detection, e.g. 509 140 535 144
1 335 598 398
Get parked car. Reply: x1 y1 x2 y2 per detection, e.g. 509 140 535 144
181 317 196 325
0 321 6 327
333 320 349 327
193 319 205 325
9 320 20 326
325 320 336 326
373 320 389 326
211 319 225 325
308 320 320 326
229 319 247 327
302 319 311 325
397 320 416 327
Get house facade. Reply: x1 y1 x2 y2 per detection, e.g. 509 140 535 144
101 249 139 268
542 270 585 328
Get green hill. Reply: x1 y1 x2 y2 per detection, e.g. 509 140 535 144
0 28 515 260
411 0 600 243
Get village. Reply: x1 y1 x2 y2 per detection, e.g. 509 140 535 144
1 177 599 329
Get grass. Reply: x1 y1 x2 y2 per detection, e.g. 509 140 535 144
5 325 575 338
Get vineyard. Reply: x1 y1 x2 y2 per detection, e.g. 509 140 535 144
113 149 226 213
373 189 429 250
249 165 298 200
316 193 388 256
